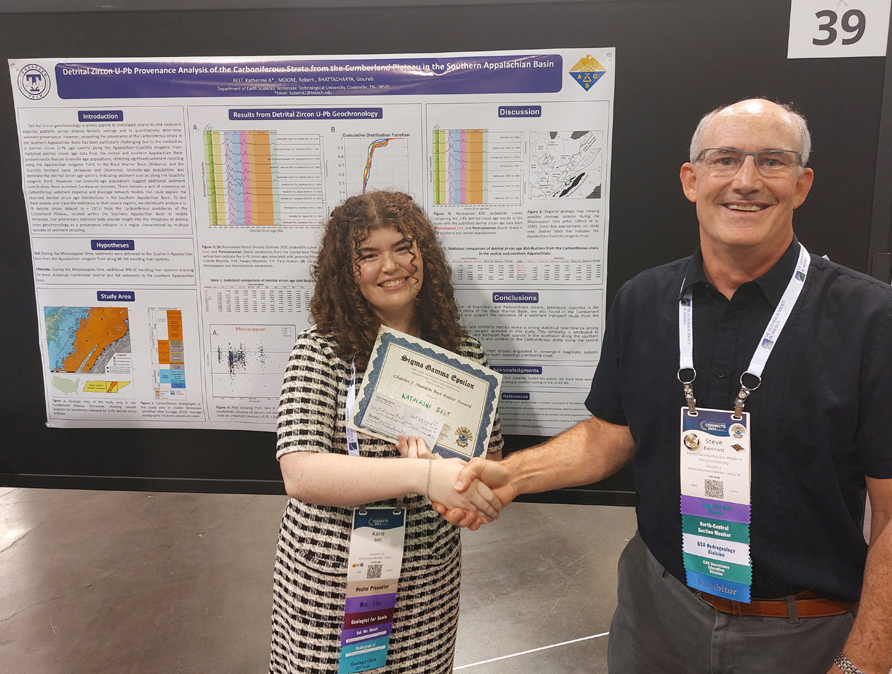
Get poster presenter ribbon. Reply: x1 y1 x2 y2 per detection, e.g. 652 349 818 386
339 508 405 674
348 327 502 461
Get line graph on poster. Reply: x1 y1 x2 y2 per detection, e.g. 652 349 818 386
340 133 411 197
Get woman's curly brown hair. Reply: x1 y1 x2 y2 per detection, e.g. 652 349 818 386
311 191 465 369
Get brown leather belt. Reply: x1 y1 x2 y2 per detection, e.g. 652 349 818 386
696 590 858 618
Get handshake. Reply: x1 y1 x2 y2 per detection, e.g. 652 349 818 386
397 434 513 530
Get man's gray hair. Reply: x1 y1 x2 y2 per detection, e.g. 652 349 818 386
688 100 812 167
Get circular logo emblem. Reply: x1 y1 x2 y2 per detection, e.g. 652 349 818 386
455 427 473 448
683 432 700 450
18 64 51 100
730 424 746 439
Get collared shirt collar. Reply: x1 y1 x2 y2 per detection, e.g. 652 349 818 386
677 235 803 308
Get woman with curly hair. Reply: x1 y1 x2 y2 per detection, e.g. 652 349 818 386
269 191 503 674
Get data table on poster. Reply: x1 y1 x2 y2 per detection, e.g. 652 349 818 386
203 286 313 317
453 261 599 284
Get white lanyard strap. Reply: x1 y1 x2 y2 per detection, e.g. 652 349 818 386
345 360 360 456
677 282 697 415
678 243 810 417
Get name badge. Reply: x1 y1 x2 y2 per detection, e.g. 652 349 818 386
339 507 405 674
680 408 753 603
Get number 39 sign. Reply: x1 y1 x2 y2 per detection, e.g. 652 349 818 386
788 0 891 58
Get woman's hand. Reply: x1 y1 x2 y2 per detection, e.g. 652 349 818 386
427 457 502 522
397 434 436 459
396 435 502 522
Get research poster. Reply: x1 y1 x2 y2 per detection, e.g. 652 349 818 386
9 49 615 434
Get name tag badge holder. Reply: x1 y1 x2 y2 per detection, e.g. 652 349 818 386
339 363 407 673
677 244 809 604
339 507 406 674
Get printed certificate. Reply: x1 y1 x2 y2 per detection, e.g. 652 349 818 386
348 327 502 460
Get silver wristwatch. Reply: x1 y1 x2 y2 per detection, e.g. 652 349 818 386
834 653 864 674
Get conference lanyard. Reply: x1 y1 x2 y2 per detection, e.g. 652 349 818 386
346 360 360 456
677 243 810 418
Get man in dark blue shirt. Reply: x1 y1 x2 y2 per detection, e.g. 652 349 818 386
440 99 892 674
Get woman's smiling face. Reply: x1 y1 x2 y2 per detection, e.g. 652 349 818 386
355 225 423 328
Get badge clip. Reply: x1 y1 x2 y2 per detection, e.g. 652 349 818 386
677 368 698 416
732 372 761 420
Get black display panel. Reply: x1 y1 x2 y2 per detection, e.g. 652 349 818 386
1 1 889 505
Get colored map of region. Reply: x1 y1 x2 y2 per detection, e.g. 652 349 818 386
44 306 131 373
83 381 132 393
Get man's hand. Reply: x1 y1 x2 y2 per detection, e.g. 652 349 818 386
432 502 489 530
825 477 892 674
397 436 503 526
431 458 517 530
454 457 517 505
413 415 636 531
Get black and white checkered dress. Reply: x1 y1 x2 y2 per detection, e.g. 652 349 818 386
269 328 503 674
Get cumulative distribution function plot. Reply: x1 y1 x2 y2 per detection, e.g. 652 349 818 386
210 324 295 398
345 135 410 194
149 308 186 399
204 130 325 226
433 129 523 205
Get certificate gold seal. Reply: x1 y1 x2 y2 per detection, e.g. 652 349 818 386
455 427 473 448
683 432 700 450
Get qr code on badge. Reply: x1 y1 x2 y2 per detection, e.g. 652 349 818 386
705 479 724 499
366 563 383 580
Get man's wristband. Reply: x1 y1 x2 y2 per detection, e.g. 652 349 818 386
834 653 864 674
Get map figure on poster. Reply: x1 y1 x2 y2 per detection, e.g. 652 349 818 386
529 130 603 199
51 376 80 395
44 307 131 373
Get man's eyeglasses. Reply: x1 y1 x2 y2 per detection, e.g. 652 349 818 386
695 148 802 175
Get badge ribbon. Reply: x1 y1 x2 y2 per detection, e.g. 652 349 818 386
677 244 809 603
339 508 406 673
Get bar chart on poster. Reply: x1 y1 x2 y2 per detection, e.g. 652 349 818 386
204 130 325 226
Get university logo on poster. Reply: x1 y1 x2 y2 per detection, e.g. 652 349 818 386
17 63 51 100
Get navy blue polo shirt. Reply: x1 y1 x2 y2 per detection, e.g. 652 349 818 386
586 237 892 600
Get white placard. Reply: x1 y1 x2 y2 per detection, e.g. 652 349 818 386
788 0 891 59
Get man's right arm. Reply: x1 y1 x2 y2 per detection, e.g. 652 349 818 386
447 415 635 526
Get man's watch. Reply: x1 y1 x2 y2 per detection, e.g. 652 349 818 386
834 653 864 674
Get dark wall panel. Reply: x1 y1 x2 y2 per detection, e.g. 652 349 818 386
0 1 885 504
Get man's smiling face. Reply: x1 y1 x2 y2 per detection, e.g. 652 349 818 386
680 100 814 256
